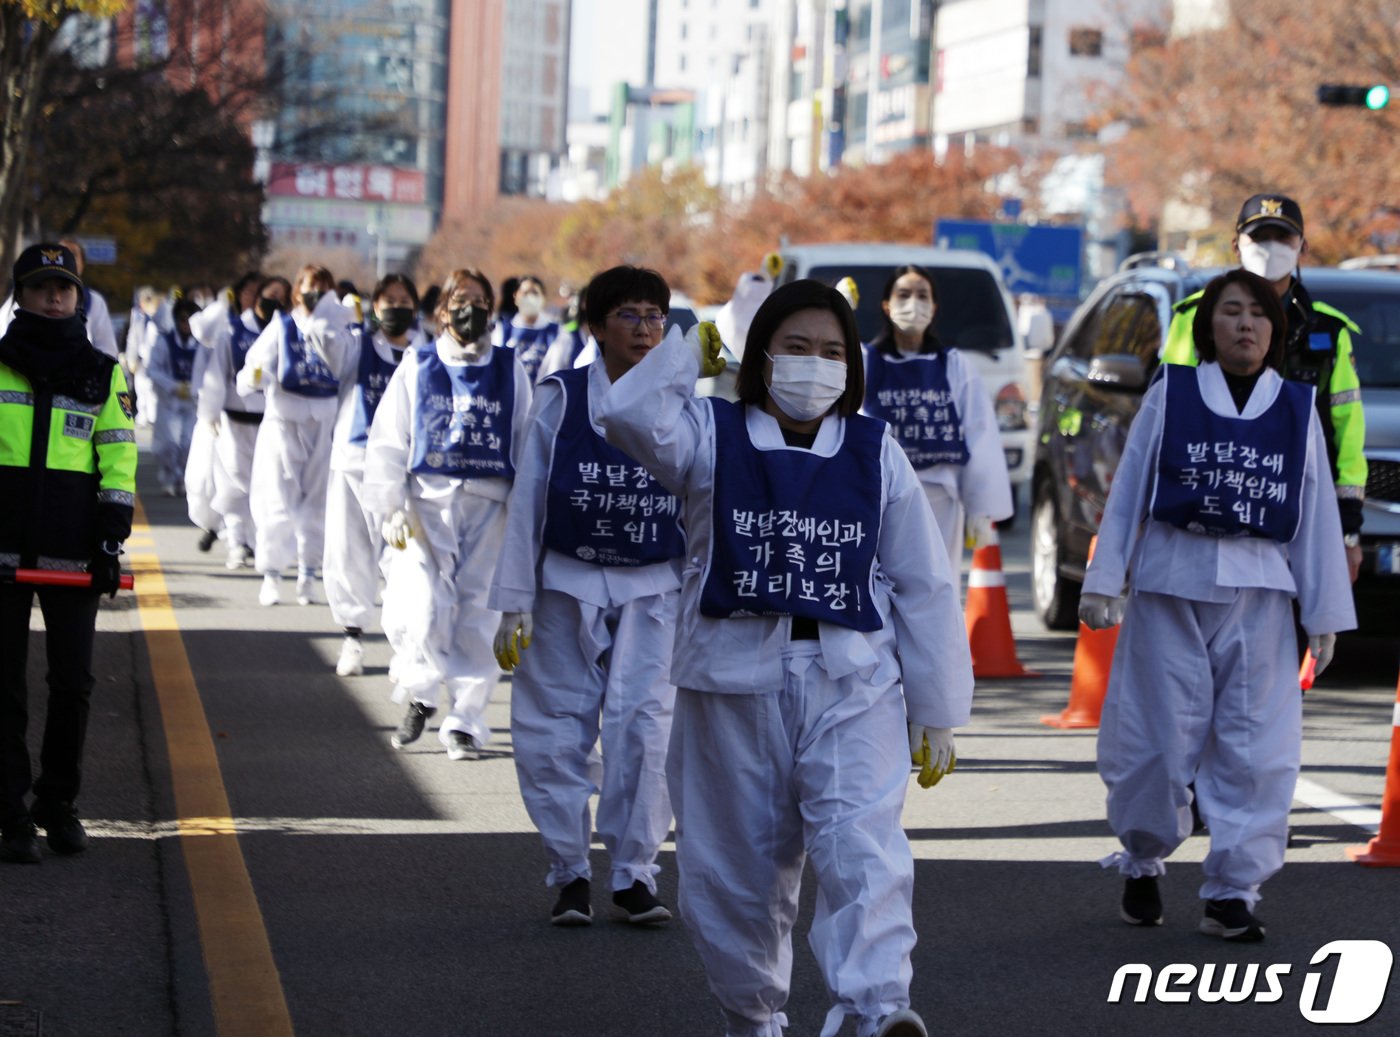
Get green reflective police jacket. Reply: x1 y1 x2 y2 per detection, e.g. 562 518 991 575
1162 284 1367 527
0 358 137 571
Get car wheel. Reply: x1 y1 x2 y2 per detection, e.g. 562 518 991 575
1031 485 1080 631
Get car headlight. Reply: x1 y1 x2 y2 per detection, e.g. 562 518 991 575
996 383 1028 431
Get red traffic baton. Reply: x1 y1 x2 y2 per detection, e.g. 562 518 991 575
0 567 134 591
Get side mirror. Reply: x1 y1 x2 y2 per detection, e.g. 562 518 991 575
1086 354 1149 391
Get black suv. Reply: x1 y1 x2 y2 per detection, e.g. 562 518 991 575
1030 257 1400 634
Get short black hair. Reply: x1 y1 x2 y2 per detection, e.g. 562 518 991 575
584 266 670 336
173 297 201 322
337 279 359 299
372 273 419 308
871 263 941 356
1192 269 1286 371
232 271 263 300
734 279 865 417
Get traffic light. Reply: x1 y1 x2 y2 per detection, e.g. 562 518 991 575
1318 83 1391 109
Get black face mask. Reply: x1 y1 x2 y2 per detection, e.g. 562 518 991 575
377 306 415 337
449 305 491 343
255 296 283 327
300 290 324 313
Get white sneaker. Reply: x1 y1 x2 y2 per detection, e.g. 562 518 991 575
296 571 316 606
258 573 281 606
225 545 251 571
335 637 364 676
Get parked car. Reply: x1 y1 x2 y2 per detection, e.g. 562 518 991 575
773 243 1034 497
1030 257 1400 634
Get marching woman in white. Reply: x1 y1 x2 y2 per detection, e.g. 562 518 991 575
493 275 558 381
490 265 685 927
237 265 356 606
862 264 1011 567
323 274 424 677
364 268 532 760
146 297 202 496
1081 270 1355 941
599 280 973 1037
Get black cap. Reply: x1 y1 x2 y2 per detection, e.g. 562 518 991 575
13 243 83 290
1236 194 1305 237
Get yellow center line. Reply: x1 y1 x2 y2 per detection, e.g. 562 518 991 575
128 500 293 1037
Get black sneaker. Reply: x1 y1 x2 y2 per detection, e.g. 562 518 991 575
197 529 218 552
31 800 88 855
0 817 41 864
875 1009 929 1037
1200 898 1265 942
390 701 436 749
612 880 672 924
445 731 477 761
1121 876 1163 926
551 877 592 926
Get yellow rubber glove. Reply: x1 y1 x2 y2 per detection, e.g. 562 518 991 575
175 382 192 401
493 612 533 671
763 252 784 279
695 321 727 378
836 276 860 310
381 509 413 550
909 724 957 789
250 364 263 388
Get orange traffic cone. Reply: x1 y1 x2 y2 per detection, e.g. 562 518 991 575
965 527 1034 678
1042 536 1118 728
1347 674 1400 866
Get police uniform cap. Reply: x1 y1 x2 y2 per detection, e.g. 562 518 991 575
13 242 84 290
1236 194 1305 237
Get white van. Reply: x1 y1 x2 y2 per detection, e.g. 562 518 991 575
773 242 1033 493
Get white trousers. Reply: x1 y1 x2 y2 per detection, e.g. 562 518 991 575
250 411 334 575
1097 588 1302 907
669 646 916 1037
383 491 504 745
153 393 195 488
213 416 259 549
921 481 964 579
323 468 382 632
511 587 677 892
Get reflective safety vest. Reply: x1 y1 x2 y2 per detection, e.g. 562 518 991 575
0 359 137 570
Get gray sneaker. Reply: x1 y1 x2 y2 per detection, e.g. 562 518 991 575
446 731 477 761
390 701 436 749
875 1009 928 1037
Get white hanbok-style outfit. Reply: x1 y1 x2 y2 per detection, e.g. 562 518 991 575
236 295 357 581
598 332 973 1037
323 325 421 633
363 334 532 747
489 360 683 895
144 321 200 491
862 344 1012 566
1085 362 1355 907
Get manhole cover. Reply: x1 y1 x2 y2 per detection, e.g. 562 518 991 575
0 1003 41 1037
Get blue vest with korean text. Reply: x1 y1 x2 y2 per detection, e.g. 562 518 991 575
228 310 258 373
408 346 516 478
541 367 685 567
701 400 884 631
863 347 969 468
502 320 558 379
159 328 198 384
348 328 402 448
1150 365 1311 542
276 313 339 398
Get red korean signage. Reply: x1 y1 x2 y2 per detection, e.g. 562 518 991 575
267 162 427 205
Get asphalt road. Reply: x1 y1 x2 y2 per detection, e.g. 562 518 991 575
3 446 1400 1037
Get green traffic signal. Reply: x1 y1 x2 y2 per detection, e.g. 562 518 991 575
1318 83 1392 108
1366 84 1390 110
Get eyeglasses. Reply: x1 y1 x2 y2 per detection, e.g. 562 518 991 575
609 310 666 329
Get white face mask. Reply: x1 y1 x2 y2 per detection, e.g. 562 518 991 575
516 292 544 319
1239 236 1300 282
889 298 934 337
765 353 847 422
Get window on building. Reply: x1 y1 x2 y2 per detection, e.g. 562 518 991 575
1069 27 1103 57
1027 25 1042 77
1064 121 1093 140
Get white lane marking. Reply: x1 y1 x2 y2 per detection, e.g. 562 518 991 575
1293 776 1382 834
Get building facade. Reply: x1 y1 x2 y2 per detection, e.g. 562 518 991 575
498 0 572 196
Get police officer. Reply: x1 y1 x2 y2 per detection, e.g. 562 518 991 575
1163 194 1367 580
0 244 137 863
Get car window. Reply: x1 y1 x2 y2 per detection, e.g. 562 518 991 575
1093 292 1161 364
1309 288 1400 388
803 264 1015 354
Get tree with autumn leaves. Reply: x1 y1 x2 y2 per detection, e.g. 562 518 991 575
420 146 1026 307
1106 0 1400 262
